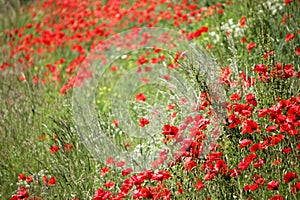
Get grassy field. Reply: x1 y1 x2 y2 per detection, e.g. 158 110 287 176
0 0 299 199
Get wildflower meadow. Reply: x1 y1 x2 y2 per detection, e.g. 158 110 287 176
0 0 299 199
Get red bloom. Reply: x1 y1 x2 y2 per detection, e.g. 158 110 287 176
208 152 223 161
19 74 26 82
48 177 56 186
195 181 205 191
296 48 300 55
283 147 291 154
258 108 269 118
239 16 247 27
245 94 257 106
266 125 277 132
25 176 33 184
116 161 126 167
284 172 298 183
250 143 263 152
238 159 251 171
283 64 295 78
214 160 228 174
240 37 247 43
112 119 119 127
151 170 171 182
255 177 266 185
43 176 56 186
267 180 279 190
106 157 115 165
247 43 256 52
162 124 179 136
285 0 293 4
241 119 259 134
104 181 115 189
227 114 241 129
18 173 26 181
184 157 196 171
252 159 266 168
111 65 117 71
13 187 29 199
136 93 146 102
249 184 258 191
139 118 149 127
64 143 74 152
122 168 132 176
193 26 209 38
295 182 300 190
230 93 240 101
270 134 284 146
285 33 295 42
101 167 109 176
229 168 241 177
50 145 59 154
268 194 284 200
239 139 252 148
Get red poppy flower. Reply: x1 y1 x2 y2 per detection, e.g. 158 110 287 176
267 180 279 190
248 184 258 191
14 186 29 199
50 145 59 154
25 176 33 184
64 143 74 152
285 33 295 42
266 125 277 132
106 157 115 165
284 172 298 183
283 147 291 154
122 168 132 176
18 173 26 181
270 134 284 146
112 119 119 127
240 37 247 43
238 159 251 171
116 161 126 167
43 176 56 186
139 118 149 127
285 0 293 4
195 181 205 191
241 119 259 134
239 16 247 27
245 94 257 106
136 93 146 102
111 65 117 71
229 168 241 177
296 48 300 55
230 93 240 101
184 157 197 171
104 181 115 189
239 139 252 148
268 194 284 200
258 108 269 118
227 114 241 128
214 160 228 174
295 182 300 190
247 43 256 52
151 170 171 182
48 177 56 186
19 74 26 82
255 177 266 185
250 143 263 152
101 167 109 176
162 124 178 136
